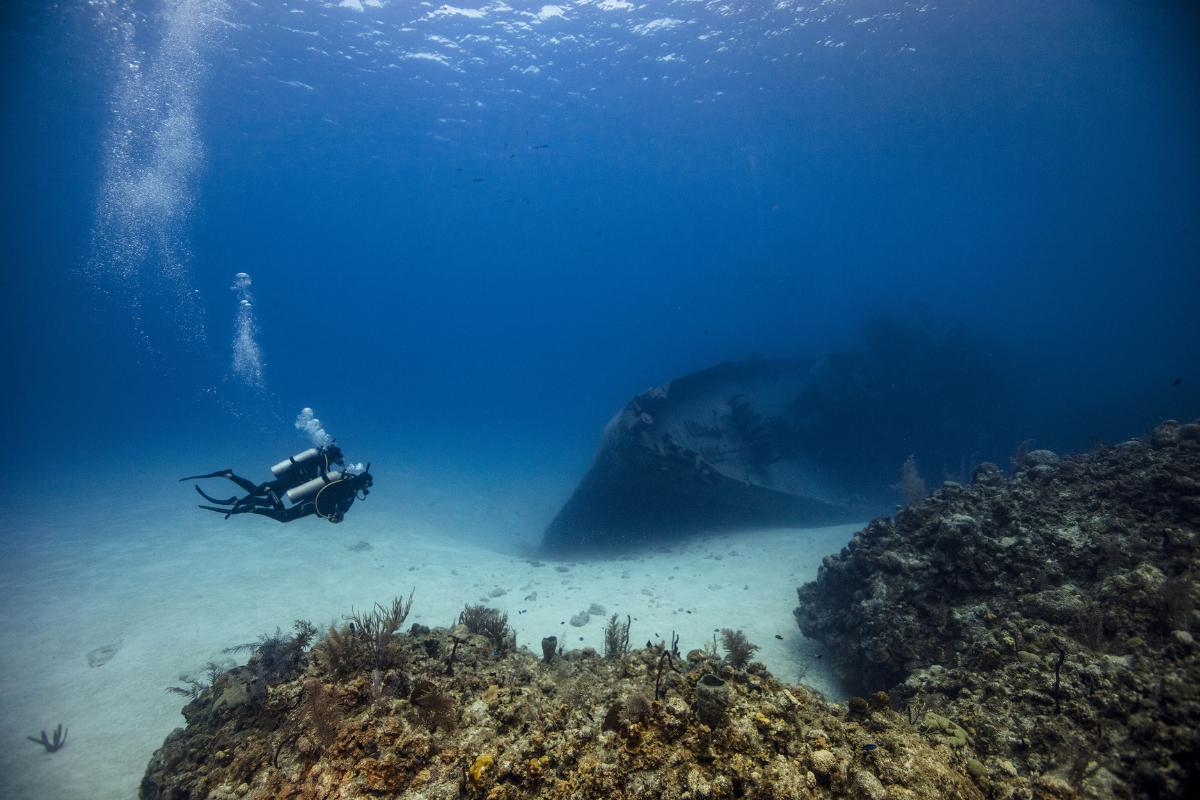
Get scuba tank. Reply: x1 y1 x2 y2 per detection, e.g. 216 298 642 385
271 448 322 478
287 471 344 504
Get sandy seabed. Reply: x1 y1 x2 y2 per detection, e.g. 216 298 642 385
0 451 857 800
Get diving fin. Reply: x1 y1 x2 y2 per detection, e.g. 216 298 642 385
179 470 234 482
194 485 237 505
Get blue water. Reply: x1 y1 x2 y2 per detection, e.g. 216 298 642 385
3 0 1198 479
0 1 1198 794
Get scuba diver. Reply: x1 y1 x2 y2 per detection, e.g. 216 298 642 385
182 444 372 523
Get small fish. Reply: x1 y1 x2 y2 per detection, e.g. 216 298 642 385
578 637 584 641
812 653 822 659
594 231 601 235
473 178 483 182
1174 378 1182 387
862 744 878 751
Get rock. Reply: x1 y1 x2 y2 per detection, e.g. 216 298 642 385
569 611 590 627
1025 449 1060 466
1153 420 1182 449
980 648 1002 670
211 681 247 712
1082 765 1122 798
853 769 886 799
1029 463 1056 478
1021 588 1085 623
810 749 837 775
971 462 1004 486
1017 650 1042 666
1034 774 1075 797
1172 630 1194 646
588 603 607 615
923 712 973 749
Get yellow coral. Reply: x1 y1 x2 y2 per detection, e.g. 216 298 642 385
470 753 494 783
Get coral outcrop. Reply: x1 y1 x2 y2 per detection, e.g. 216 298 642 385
796 419 1200 799
142 622 991 799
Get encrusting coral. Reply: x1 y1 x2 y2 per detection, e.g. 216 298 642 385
142 612 991 799
796 418 1200 799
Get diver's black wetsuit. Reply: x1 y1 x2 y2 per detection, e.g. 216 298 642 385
199 471 372 523
182 445 370 522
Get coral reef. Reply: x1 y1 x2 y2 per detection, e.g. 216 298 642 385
142 614 992 799
796 419 1200 799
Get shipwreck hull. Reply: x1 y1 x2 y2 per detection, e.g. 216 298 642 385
542 358 867 553
543 317 1014 553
